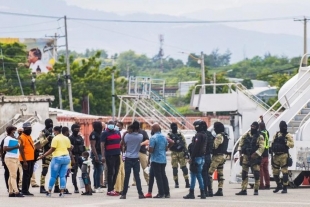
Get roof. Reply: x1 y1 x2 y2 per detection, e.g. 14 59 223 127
248 86 277 95
49 108 103 118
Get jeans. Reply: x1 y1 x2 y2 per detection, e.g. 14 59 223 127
106 155 120 192
202 154 211 191
148 165 155 193
48 155 70 190
92 154 104 189
122 158 143 195
190 157 205 190
21 160 34 193
151 162 169 196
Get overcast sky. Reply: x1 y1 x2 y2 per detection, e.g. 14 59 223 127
65 0 307 16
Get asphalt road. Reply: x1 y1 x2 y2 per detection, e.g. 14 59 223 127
0 156 309 207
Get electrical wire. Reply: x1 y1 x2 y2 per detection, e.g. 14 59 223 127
0 20 58 29
0 11 304 24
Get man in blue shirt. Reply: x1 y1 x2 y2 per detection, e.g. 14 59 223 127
149 124 170 198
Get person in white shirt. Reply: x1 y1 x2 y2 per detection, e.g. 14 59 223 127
3 126 24 197
28 48 50 74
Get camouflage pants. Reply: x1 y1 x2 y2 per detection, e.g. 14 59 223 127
241 155 260 191
171 151 189 180
272 153 289 185
208 154 226 189
41 155 59 187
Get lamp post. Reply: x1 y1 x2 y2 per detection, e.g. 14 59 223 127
111 55 116 121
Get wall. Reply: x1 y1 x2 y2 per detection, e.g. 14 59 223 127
0 95 55 128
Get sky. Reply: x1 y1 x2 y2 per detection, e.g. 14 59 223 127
65 0 305 16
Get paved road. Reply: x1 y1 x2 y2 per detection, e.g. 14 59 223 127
0 157 309 207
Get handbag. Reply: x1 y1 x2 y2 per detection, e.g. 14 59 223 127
287 154 293 167
26 137 40 161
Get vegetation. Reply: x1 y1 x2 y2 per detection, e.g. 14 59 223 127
0 43 301 115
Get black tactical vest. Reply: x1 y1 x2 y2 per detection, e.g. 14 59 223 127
241 132 260 155
169 132 185 152
204 131 214 155
272 132 288 153
213 133 229 155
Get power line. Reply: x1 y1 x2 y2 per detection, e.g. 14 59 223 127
0 20 57 29
0 11 304 24
0 27 61 34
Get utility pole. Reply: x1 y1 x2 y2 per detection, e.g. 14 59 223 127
1 49 5 79
64 16 74 111
294 17 310 66
15 68 24 95
57 74 63 109
159 34 164 72
200 51 205 94
111 55 116 121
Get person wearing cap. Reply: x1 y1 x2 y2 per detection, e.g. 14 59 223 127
236 121 265 196
270 121 294 194
19 122 35 196
37 126 73 197
69 123 85 193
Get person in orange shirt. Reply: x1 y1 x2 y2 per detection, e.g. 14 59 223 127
19 122 35 196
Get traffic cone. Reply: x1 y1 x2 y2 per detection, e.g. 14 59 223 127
213 170 218 180
302 176 310 185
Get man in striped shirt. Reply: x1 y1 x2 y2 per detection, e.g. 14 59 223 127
101 120 121 196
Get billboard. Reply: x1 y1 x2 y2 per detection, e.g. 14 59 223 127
0 38 55 74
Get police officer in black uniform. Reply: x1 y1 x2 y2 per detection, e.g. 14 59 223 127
69 124 86 193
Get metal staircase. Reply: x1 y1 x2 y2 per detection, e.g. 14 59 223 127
287 102 310 134
117 76 194 130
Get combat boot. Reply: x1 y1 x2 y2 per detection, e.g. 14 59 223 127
183 189 195 199
213 188 223 196
185 179 190 188
54 185 60 193
273 175 282 193
40 186 47 194
235 190 247 195
281 185 287 194
206 189 213 197
200 190 206 199
175 180 179 188
254 190 258 195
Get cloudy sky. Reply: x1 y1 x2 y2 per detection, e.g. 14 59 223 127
65 0 307 16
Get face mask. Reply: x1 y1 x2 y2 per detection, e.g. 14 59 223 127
14 131 19 138
171 126 178 133
23 129 32 135
114 126 119 131
72 130 79 136
211 131 216 137
107 124 115 130
81 157 86 161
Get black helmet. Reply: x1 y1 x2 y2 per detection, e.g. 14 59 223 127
193 119 207 132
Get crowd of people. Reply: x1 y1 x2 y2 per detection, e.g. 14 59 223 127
0 116 294 199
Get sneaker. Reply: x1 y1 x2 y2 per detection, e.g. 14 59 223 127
81 192 92 196
95 188 104 193
32 184 39 188
107 191 119 196
74 189 79 194
120 195 126 199
100 185 107 188
59 193 64 198
165 194 170 198
23 192 34 196
46 192 51 197
139 194 146 199
145 192 152 198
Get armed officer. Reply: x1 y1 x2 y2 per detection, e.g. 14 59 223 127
38 118 59 193
236 121 264 196
271 121 294 194
168 123 190 188
183 120 207 199
208 122 228 197
70 124 86 193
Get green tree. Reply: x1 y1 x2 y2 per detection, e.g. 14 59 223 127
36 51 126 115
241 78 253 89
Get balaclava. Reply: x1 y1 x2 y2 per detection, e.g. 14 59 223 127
170 123 178 133
279 121 287 134
251 121 259 135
